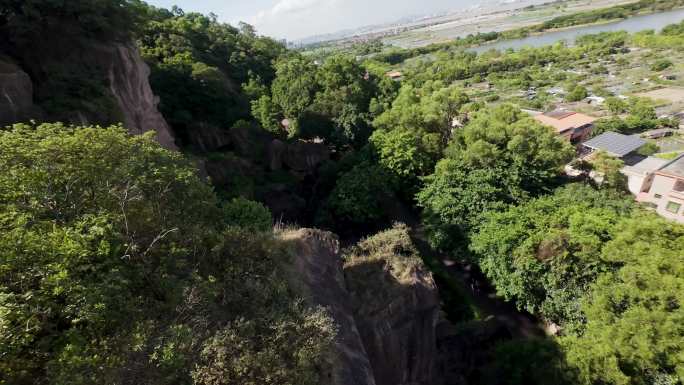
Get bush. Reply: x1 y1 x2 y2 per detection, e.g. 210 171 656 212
0 123 334 384
222 197 273 232
651 58 673 71
565 85 588 102
637 142 660 156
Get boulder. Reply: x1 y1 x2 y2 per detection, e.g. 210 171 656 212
281 229 377 385
0 58 38 126
229 123 272 160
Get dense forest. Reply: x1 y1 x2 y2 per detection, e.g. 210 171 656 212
1 1 684 385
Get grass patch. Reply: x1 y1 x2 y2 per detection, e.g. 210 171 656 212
655 151 683 159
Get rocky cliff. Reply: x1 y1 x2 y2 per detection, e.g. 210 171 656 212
0 42 176 150
101 43 177 150
281 225 441 385
0 58 38 125
282 228 377 385
344 225 441 385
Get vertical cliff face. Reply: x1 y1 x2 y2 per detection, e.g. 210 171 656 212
282 229 377 385
0 58 38 126
96 43 177 150
344 225 441 385
0 41 177 150
281 225 441 385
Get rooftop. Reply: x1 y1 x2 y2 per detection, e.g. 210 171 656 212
386 71 403 79
583 131 647 158
534 110 597 133
622 156 669 176
657 154 684 178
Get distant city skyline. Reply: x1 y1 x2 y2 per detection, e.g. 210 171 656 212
145 0 487 40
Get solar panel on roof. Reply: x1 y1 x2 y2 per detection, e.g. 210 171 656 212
583 132 646 157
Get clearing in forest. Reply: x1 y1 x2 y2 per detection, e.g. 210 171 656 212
637 87 684 104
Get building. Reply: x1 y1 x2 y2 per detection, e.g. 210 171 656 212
386 71 403 81
582 131 646 158
622 156 669 195
642 128 674 139
534 110 597 143
633 154 684 223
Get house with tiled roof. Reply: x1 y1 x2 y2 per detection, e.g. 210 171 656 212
534 110 597 143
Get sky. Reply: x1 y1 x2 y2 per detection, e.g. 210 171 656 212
145 0 479 40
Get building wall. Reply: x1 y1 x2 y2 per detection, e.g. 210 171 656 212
640 174 684 223
625 171 646 196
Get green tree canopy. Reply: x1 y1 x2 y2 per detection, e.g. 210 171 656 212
562 215 684 385
470 184 634 328
0 123 334 385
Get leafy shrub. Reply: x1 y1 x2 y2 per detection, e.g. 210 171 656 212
0 123 334 385
637 142 660 156
565 85 588 102
651 58 673 71
222 197 272 232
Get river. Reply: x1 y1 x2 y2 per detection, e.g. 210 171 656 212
472 7 684 53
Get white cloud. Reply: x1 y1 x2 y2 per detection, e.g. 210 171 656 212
272 0 326 15
250 0 340 36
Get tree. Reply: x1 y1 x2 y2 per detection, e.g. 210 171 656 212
417 159 511 250
138 9 285 143
448 104 574 193
606 96 628 115
222 197 272 232
566 85 588 102
470 184 634 327
0 123 334 384
269 56 319 137
418 104 574 251
373 82 470 144
592 151 627 191
369 128 438 182
327 163 394 224
562 215 684 385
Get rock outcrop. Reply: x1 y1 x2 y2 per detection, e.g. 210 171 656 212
186 122 232 152
101 43 177 150
282 225 441 385
282 229 377 385
267 139 330 175
0 41 177 150
344 225 441 385
284 140 330 177
0 58 39 126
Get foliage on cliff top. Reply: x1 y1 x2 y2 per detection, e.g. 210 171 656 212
0 123 335 385
344 223 430 303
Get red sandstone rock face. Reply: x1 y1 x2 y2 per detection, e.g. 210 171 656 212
282 228 441 385
282 228 377 385
103 43 177 150
0 43 177 151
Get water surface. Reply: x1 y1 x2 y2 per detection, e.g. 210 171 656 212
472 8 684 53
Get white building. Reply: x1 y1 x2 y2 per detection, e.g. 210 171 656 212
629 154 684 224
